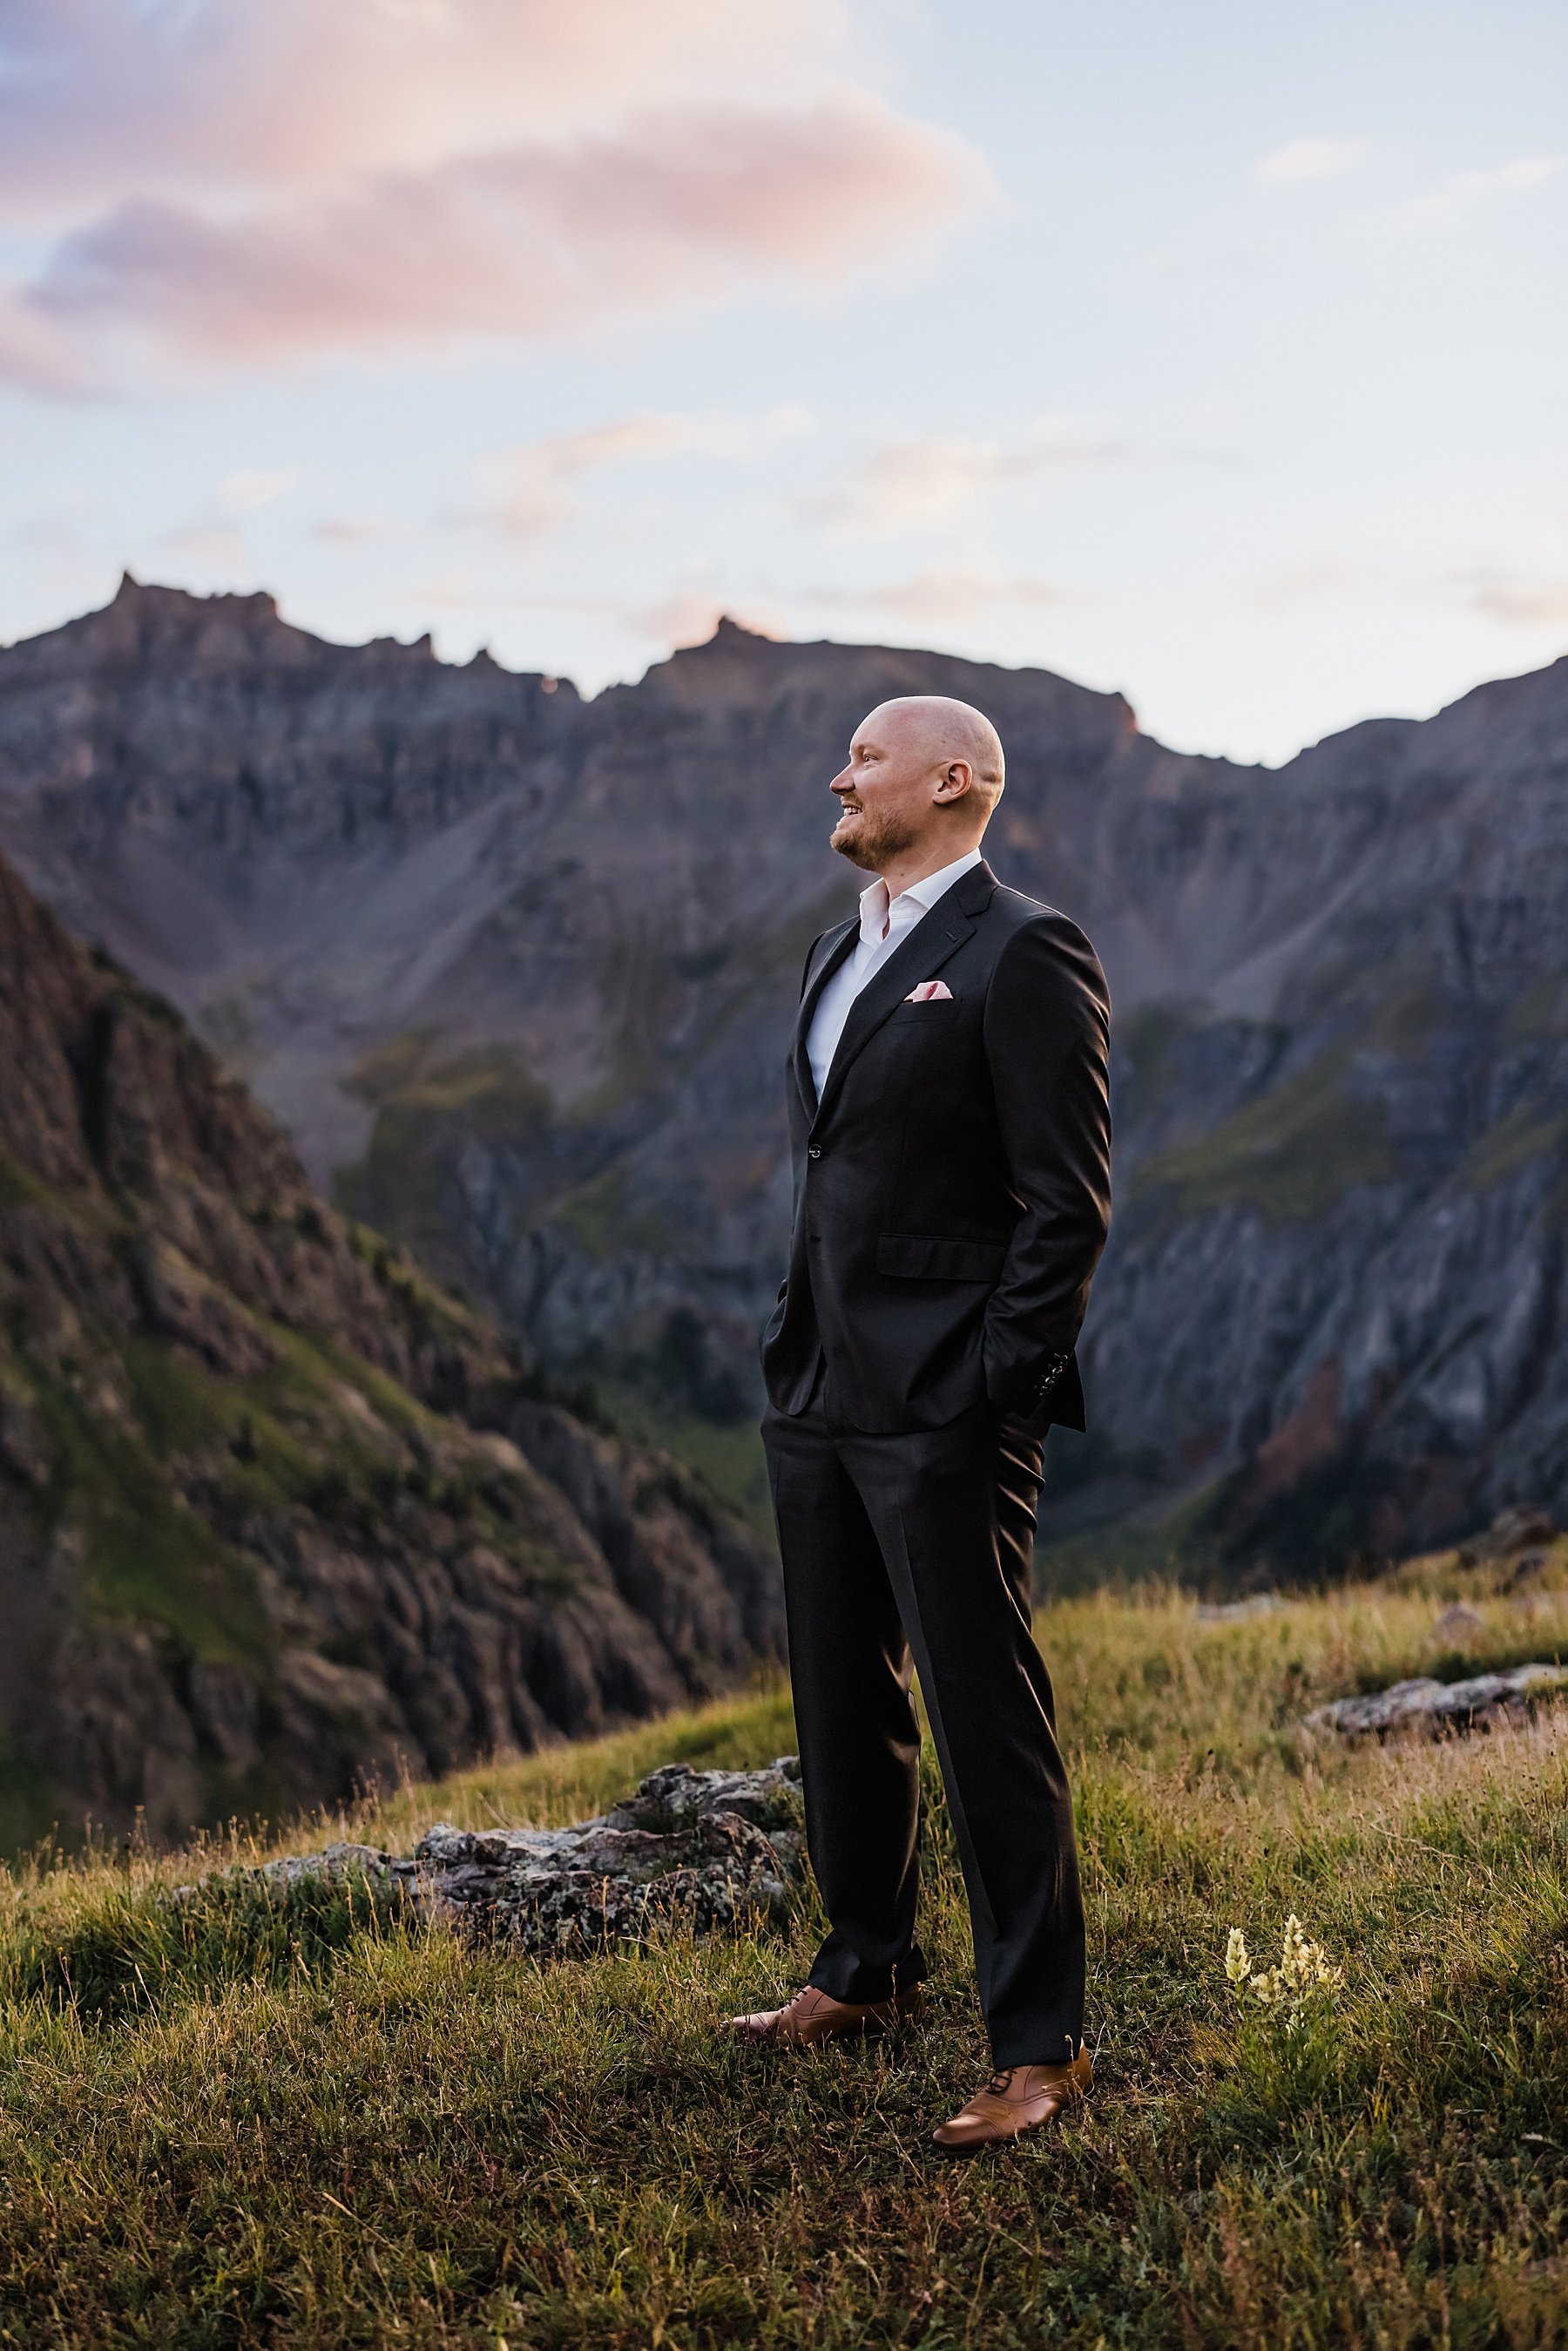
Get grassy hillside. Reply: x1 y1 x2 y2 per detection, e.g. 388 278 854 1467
0 847 782 1848
2 1552 1566 2348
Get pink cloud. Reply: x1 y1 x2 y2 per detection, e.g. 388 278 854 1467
631 591 787 646
0 0 846 215
802 417 1124 535
1251 557 1379 614
477 416 696 540
1461 569 1568 626
158 521 249 572
473 404 810 540
1254 138 1368 189
811 567 1080 626
10 97 985 385
312 515 397 547
1394 153 1564 235
0 288 98 396
0 0 986 391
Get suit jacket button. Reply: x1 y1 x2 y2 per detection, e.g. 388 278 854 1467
808 1146 821 1159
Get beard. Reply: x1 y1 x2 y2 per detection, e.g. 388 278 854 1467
829 802 919 872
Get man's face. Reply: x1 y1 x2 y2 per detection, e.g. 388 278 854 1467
828 706 935 871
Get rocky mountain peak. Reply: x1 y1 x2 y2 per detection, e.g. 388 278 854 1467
105 570 291 658
7 574 454 698
701 615 776 647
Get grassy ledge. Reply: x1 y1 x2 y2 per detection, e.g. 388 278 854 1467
0 1570 1565 2348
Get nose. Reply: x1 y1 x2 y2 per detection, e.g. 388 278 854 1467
830 765 854 796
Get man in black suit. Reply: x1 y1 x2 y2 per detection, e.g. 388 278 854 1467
726 694 1112 2152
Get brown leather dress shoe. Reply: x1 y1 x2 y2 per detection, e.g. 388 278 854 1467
931 2047 1092 2151
722 1982 924 2045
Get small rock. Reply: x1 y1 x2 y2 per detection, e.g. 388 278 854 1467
1431 1602 1486 1643
1304 1664 1568 1740
1195 1594 1283 1623
1457 1506 1558 1568
1491 1505 1558 1552
259 1839 412 1890
1509 1549 1551 1589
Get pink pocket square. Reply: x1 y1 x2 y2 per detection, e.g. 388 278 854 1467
904 979 954 1002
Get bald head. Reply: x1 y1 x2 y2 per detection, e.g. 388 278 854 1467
828 694 1005 887
870 697 1004 806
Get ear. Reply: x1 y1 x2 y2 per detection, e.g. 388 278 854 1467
932 759 975 804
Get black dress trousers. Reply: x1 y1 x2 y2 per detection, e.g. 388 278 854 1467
763 1386 1086 2070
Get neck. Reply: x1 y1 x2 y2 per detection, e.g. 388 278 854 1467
875 838 982 899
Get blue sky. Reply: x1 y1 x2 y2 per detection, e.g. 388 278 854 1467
1 0 1563 762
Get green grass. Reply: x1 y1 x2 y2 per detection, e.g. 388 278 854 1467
30 1358 277 1670
0 1147 64 1216
3 1559 1567 2347
671 890 856 1075
1506 972 1568 1041
1460 1106 1568 1193
1133 1046 1398 1223
550 1169 672 1264
7 1300 625 1846
0 1145 118 1232
333 1035 556 1271
572 926 679 1119
26 1311 492 1677
600 1385 774 1543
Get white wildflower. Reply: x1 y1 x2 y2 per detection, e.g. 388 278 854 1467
1226 1913 1343 2035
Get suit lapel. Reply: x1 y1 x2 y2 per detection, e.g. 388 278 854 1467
791 918 857 1114
812 860 997 1124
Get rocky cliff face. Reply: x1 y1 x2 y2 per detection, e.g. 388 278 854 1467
2 575 1564 1575
0 844 781 1848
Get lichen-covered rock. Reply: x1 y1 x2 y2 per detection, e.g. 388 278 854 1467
1304 1664 1568 1740
259 1841 415 1894
252 1758 804 1955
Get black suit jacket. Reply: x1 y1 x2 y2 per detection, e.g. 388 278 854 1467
760 858 1112 1435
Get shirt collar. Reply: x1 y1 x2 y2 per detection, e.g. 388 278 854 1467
902 846 984 909
857 846 983 945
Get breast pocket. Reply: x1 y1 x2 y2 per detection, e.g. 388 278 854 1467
887 999 962 1026
881 997 969 1092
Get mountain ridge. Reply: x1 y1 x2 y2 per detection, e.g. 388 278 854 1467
2 575 1565 1572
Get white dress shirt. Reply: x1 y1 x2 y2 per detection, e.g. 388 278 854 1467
805 848 983 1099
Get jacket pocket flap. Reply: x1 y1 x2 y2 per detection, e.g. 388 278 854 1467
875 1232 1008 1282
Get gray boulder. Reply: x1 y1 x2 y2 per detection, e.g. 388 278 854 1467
255 1758 804 1955
1304 1664 1568 1740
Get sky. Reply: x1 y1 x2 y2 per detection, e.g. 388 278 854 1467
0 0 1564 765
